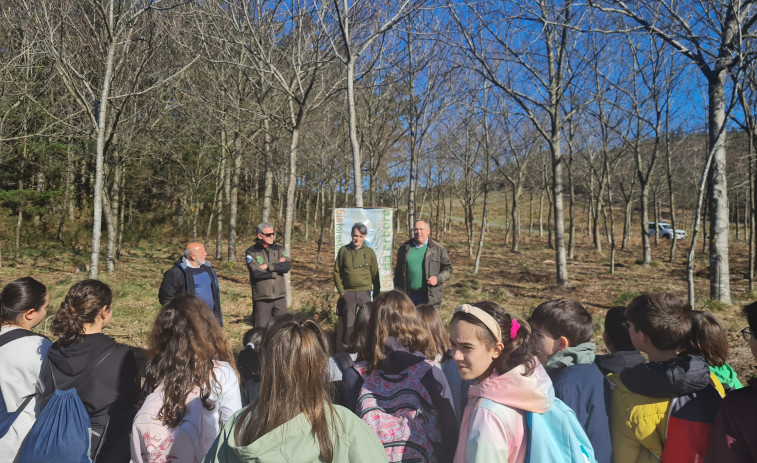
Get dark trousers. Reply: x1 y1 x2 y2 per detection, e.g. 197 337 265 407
252 297 287 328
338 290 371 345
408 290 429 306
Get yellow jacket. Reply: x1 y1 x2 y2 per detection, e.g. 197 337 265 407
609 364 725 463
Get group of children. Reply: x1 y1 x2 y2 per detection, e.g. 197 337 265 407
1 275 756 463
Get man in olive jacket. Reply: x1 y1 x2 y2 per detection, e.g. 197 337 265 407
394 220 452 308
245 222 290 328
334 222 380 345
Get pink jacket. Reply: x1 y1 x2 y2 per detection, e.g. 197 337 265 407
454 361 553 463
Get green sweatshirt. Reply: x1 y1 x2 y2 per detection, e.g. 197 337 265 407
203 405 387 463
333 244 380 295
710 363 742 391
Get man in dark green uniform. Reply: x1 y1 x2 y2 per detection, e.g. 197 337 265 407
394 220 452 308
245 222 290 328
334 222 380 345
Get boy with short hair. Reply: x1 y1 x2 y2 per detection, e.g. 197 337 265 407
529 299 611 463
611 293 723 463
595 306 645 376
706 301 757 462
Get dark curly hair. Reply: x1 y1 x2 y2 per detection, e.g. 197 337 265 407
51 279 112 346
451 300 538 377
144 295 236 428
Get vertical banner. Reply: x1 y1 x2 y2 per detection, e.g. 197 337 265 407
334 207 394 292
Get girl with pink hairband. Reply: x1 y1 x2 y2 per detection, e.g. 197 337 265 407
449 301 553 463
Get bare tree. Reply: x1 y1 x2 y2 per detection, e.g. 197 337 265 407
447 0 591 287
591 0 757 302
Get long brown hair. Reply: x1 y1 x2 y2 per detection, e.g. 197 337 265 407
234 315 336 462
416 304 450 360
51 279 112 346
682 310 729 367
451 300 538 377
144 295 236 427
357 290 434 371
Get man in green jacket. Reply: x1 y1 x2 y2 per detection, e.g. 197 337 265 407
333 222 380 346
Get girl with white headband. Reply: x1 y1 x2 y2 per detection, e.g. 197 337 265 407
449 301 553 463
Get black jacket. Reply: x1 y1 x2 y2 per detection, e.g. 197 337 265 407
595 350 646 376
158 257 223 325
41 333 140 463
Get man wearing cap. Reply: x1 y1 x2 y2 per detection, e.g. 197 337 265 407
334 222 380 346
394 220 452 308
158 242 223 325
245 222 290 328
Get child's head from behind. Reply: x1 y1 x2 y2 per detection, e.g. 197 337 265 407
528 299 593 363
416 304 450 360
235 314 335 459
742 301 757 359
359 290 433 369
52 279 113 346
603 306 635 353
146 295 235 427
626 293 692 352
0 277 49 328
243 327 265 352
449 301 537 382
682 310 728 366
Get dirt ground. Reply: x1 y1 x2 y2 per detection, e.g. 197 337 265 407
1 218 755 382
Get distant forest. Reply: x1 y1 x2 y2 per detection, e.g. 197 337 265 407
1 1 757 306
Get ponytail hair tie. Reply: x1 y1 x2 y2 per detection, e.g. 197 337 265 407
510 319 521 340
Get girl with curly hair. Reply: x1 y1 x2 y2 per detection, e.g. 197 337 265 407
40 279 140 462
131 295 242 462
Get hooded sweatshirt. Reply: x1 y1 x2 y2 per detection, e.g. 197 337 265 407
202 404 387 463
40 333 140 463
706 377 757 463
609 353 724 463
709 363 742 392
454 360 552 463
594 350 645 376
544 343 612 463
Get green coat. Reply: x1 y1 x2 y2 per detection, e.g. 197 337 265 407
203 405 388 463
333 243 380 295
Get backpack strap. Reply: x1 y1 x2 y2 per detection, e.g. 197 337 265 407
0 328 44 348
333 352 355 372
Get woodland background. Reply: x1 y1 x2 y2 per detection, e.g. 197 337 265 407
1 1 757 375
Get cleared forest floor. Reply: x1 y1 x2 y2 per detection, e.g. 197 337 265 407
1 216 755 381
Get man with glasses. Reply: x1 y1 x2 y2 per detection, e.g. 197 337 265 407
334 222 380 346
394 219 452 308
245 222 290 328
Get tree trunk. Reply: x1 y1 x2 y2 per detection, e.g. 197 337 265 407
262 117 274 223
89 4 116 279
707 74 731 303
346 56 364 207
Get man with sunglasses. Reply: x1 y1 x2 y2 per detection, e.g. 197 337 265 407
245 222 290 328
334 222 380 347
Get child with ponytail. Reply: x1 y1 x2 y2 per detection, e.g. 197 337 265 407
0 277 51 462
40 279 139 462
449 301 553 463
